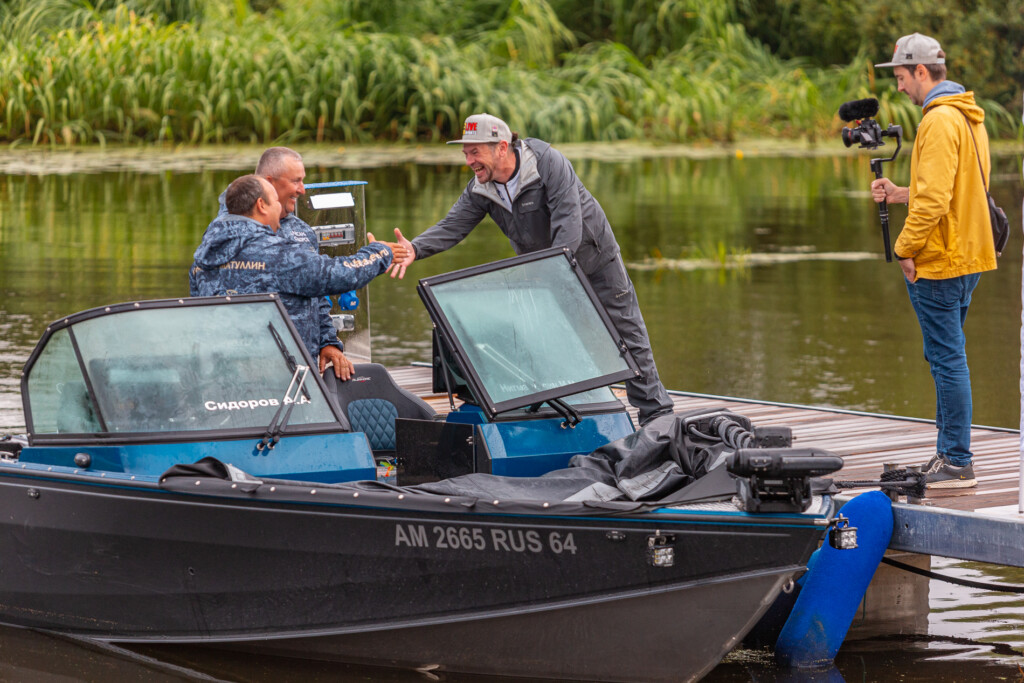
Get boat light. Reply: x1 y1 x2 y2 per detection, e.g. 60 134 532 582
646 533 676 567
828 515 858 550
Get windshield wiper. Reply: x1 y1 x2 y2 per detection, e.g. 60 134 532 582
267 322 310 400
257 364 310 451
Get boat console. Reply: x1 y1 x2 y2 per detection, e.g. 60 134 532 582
12 248 644 484
403 247 639 479
11 247 841 505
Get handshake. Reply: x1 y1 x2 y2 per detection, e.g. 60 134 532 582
368 227 414 279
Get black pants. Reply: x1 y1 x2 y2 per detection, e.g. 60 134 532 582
586 255 674 424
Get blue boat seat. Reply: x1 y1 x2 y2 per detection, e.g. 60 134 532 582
322 364 437 453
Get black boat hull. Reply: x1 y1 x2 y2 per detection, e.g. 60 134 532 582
242 569 796 682
0 469 827 681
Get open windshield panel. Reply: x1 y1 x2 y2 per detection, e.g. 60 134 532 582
22 295 344 443
418 248 639 420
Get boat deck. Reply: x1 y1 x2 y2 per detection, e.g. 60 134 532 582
389 364 1024 567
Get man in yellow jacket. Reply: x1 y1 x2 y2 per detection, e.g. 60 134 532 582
871 33 997 489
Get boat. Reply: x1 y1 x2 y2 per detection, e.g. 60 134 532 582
0 247 846 682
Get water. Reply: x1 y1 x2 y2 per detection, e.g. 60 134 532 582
0 145 1022 680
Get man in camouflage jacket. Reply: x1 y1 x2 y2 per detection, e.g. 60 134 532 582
191 174 401 379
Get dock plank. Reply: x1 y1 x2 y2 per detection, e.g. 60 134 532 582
389 365 1023 516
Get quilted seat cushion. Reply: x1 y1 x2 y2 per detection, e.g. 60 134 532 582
348 398 399 451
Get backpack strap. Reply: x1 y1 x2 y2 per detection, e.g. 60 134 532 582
956 109 989 191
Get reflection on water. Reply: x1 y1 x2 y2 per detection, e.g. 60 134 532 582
1 151 1021 432
0 149 1022 678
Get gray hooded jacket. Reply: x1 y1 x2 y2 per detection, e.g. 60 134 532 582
411 138 620 274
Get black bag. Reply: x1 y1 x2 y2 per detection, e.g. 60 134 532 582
961 110 1009 255
988 193 1010 254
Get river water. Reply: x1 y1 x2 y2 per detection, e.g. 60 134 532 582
0 145 1022 680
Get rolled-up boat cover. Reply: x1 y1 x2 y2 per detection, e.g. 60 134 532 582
161 409 834 510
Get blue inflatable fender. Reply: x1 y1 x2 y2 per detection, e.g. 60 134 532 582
774 490 894 668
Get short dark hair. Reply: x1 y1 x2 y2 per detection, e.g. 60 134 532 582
908 51 947 81
225 174 268 216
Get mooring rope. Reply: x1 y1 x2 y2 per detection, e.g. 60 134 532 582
881 556 1024 594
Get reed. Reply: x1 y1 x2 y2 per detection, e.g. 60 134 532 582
0 0 1016 146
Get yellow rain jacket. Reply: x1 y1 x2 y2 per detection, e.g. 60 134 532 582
893 91 998 280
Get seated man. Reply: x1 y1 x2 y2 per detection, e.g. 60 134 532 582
190 174 406 378
207 147 383 380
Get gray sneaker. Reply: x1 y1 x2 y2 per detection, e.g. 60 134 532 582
926 461 977 489
922 454 946 474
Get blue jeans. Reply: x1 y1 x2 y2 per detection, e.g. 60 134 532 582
905 273 981 467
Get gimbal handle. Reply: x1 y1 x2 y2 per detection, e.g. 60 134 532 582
870 159 893 262
871 129 902 263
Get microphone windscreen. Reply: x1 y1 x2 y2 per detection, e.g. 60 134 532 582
838 98 879 122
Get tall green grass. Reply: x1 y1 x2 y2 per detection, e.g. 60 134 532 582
0 0 1016 146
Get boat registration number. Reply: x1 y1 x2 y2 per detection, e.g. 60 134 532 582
395 524 577 555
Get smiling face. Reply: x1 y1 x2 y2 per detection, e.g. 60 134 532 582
265 157 305 217
462 141 515 184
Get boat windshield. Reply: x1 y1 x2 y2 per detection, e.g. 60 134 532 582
24 298 339 436
418 249 638 418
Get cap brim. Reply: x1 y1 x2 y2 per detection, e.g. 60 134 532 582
874 58 944 68
445 138 510 145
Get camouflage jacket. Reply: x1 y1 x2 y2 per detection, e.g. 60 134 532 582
189 213 393 362
210 193 340 356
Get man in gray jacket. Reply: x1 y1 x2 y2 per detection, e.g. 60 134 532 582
388 113 673 425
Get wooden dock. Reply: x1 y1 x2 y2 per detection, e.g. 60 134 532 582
389 364 1024 567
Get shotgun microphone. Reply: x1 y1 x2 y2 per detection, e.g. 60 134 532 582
838 98 880 122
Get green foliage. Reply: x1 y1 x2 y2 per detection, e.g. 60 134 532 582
0 0 1019 146
738 0 1024 114
0 0 203 40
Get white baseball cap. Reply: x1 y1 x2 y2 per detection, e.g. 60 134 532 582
875 33 945 67
446 113 512 145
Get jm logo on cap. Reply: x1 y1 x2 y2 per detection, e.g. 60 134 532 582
447 113 512 144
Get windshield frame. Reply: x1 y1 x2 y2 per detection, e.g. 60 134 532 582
21 294 349 446
417 248 639 420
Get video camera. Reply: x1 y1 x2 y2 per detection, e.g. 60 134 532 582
839 98 902 149
838 98 903 262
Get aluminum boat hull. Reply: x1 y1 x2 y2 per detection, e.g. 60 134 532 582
0 466 829 682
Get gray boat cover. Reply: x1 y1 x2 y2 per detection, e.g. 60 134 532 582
161 409 837 513
413 409 745 504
